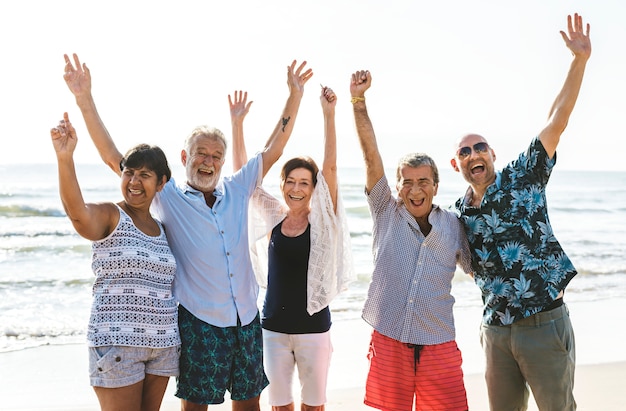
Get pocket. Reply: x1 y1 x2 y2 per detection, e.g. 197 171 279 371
550 315 574 353
92 346 123 374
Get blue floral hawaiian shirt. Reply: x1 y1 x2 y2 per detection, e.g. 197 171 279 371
455 137 577 326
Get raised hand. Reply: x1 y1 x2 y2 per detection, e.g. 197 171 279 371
287 60 313 95
50 112 78 155
229 90 253 124
320 85 337 114
350 70 371 98
63 53 92 98
560 13 591 60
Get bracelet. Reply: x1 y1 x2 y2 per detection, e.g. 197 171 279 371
350 96 366 104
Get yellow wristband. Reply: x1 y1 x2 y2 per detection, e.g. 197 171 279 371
350 96 366 104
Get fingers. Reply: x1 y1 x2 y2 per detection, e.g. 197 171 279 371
64 112 76 136
567 13 590 37
53 113 75 137
295 60 307 75
351 70 370 85
287 60 314 84
321 85 336 102
72 53 82 69
64 53 85 76
229 90 249 104
300 68 313 83
567 14 574 34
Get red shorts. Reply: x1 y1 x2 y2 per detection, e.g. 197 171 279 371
364 330 468 411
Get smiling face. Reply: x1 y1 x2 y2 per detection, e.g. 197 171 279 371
281 167 314 212
182 134 226 193
120 165 165 209
396 164 438 224
451 133 497 189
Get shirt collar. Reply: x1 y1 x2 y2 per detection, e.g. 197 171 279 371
462 171 501 208
182 182 223 198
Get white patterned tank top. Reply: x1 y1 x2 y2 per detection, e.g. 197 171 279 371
88 205 179 348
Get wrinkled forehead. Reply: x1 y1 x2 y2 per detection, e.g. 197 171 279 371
455 133 488 149
190 134 226 152
398 164 435 181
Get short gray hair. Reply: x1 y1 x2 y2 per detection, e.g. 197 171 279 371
396 152 439 184
184 126 228 153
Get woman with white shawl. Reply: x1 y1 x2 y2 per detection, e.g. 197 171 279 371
229 86 354 411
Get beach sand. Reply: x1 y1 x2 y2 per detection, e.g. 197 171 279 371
2 299 625 410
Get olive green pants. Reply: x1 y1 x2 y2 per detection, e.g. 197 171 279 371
480 304 576 411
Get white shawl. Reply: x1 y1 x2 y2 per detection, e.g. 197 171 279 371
249 171 355 315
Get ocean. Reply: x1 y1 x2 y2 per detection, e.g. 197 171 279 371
1 163 626 353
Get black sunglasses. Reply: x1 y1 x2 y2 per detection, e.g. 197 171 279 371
456 142 489 159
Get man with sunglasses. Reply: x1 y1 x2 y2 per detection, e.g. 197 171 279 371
450 13 591 411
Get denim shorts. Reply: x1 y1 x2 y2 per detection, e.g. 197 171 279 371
176 305 269 404
89 345 180 388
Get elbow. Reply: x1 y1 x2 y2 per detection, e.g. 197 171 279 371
549 117 569 135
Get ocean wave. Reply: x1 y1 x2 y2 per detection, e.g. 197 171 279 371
0 230 76 238
345 205 371 217
0 240 91 257
0 332 85 353
0 278 93 288
0 204 65 218
0 191 56 199
551 207 615 214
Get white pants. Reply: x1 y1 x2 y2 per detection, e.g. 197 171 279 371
262 329 333 406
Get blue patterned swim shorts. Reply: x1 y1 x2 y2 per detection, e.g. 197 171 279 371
175 305 269 404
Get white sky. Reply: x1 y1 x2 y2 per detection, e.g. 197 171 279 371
1 0 624 172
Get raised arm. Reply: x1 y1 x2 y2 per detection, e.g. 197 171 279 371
350 70 384 192
320 85 338 213
229 90 253 172
50 113 117 241
538 13 592 158
63 53 123 176
260 60 313 176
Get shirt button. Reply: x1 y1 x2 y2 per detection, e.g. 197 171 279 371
115 356 121 362
226 252 230 256
230 273 234 277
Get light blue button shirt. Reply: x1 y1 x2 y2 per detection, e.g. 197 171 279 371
152 154 262 327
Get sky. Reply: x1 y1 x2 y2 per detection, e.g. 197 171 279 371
1 0 624 173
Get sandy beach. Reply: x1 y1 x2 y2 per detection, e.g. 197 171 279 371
2 299 625 410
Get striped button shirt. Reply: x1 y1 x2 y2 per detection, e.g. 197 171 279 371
362 176 472 345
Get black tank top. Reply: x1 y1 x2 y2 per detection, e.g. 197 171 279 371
261 221 331 334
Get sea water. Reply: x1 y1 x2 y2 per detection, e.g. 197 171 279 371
1 163 625 352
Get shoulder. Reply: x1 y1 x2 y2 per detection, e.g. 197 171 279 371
433 206 463 225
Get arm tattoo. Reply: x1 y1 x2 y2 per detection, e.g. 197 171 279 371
281 116 291 132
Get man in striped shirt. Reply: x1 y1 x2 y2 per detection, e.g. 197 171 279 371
350 69 473 411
